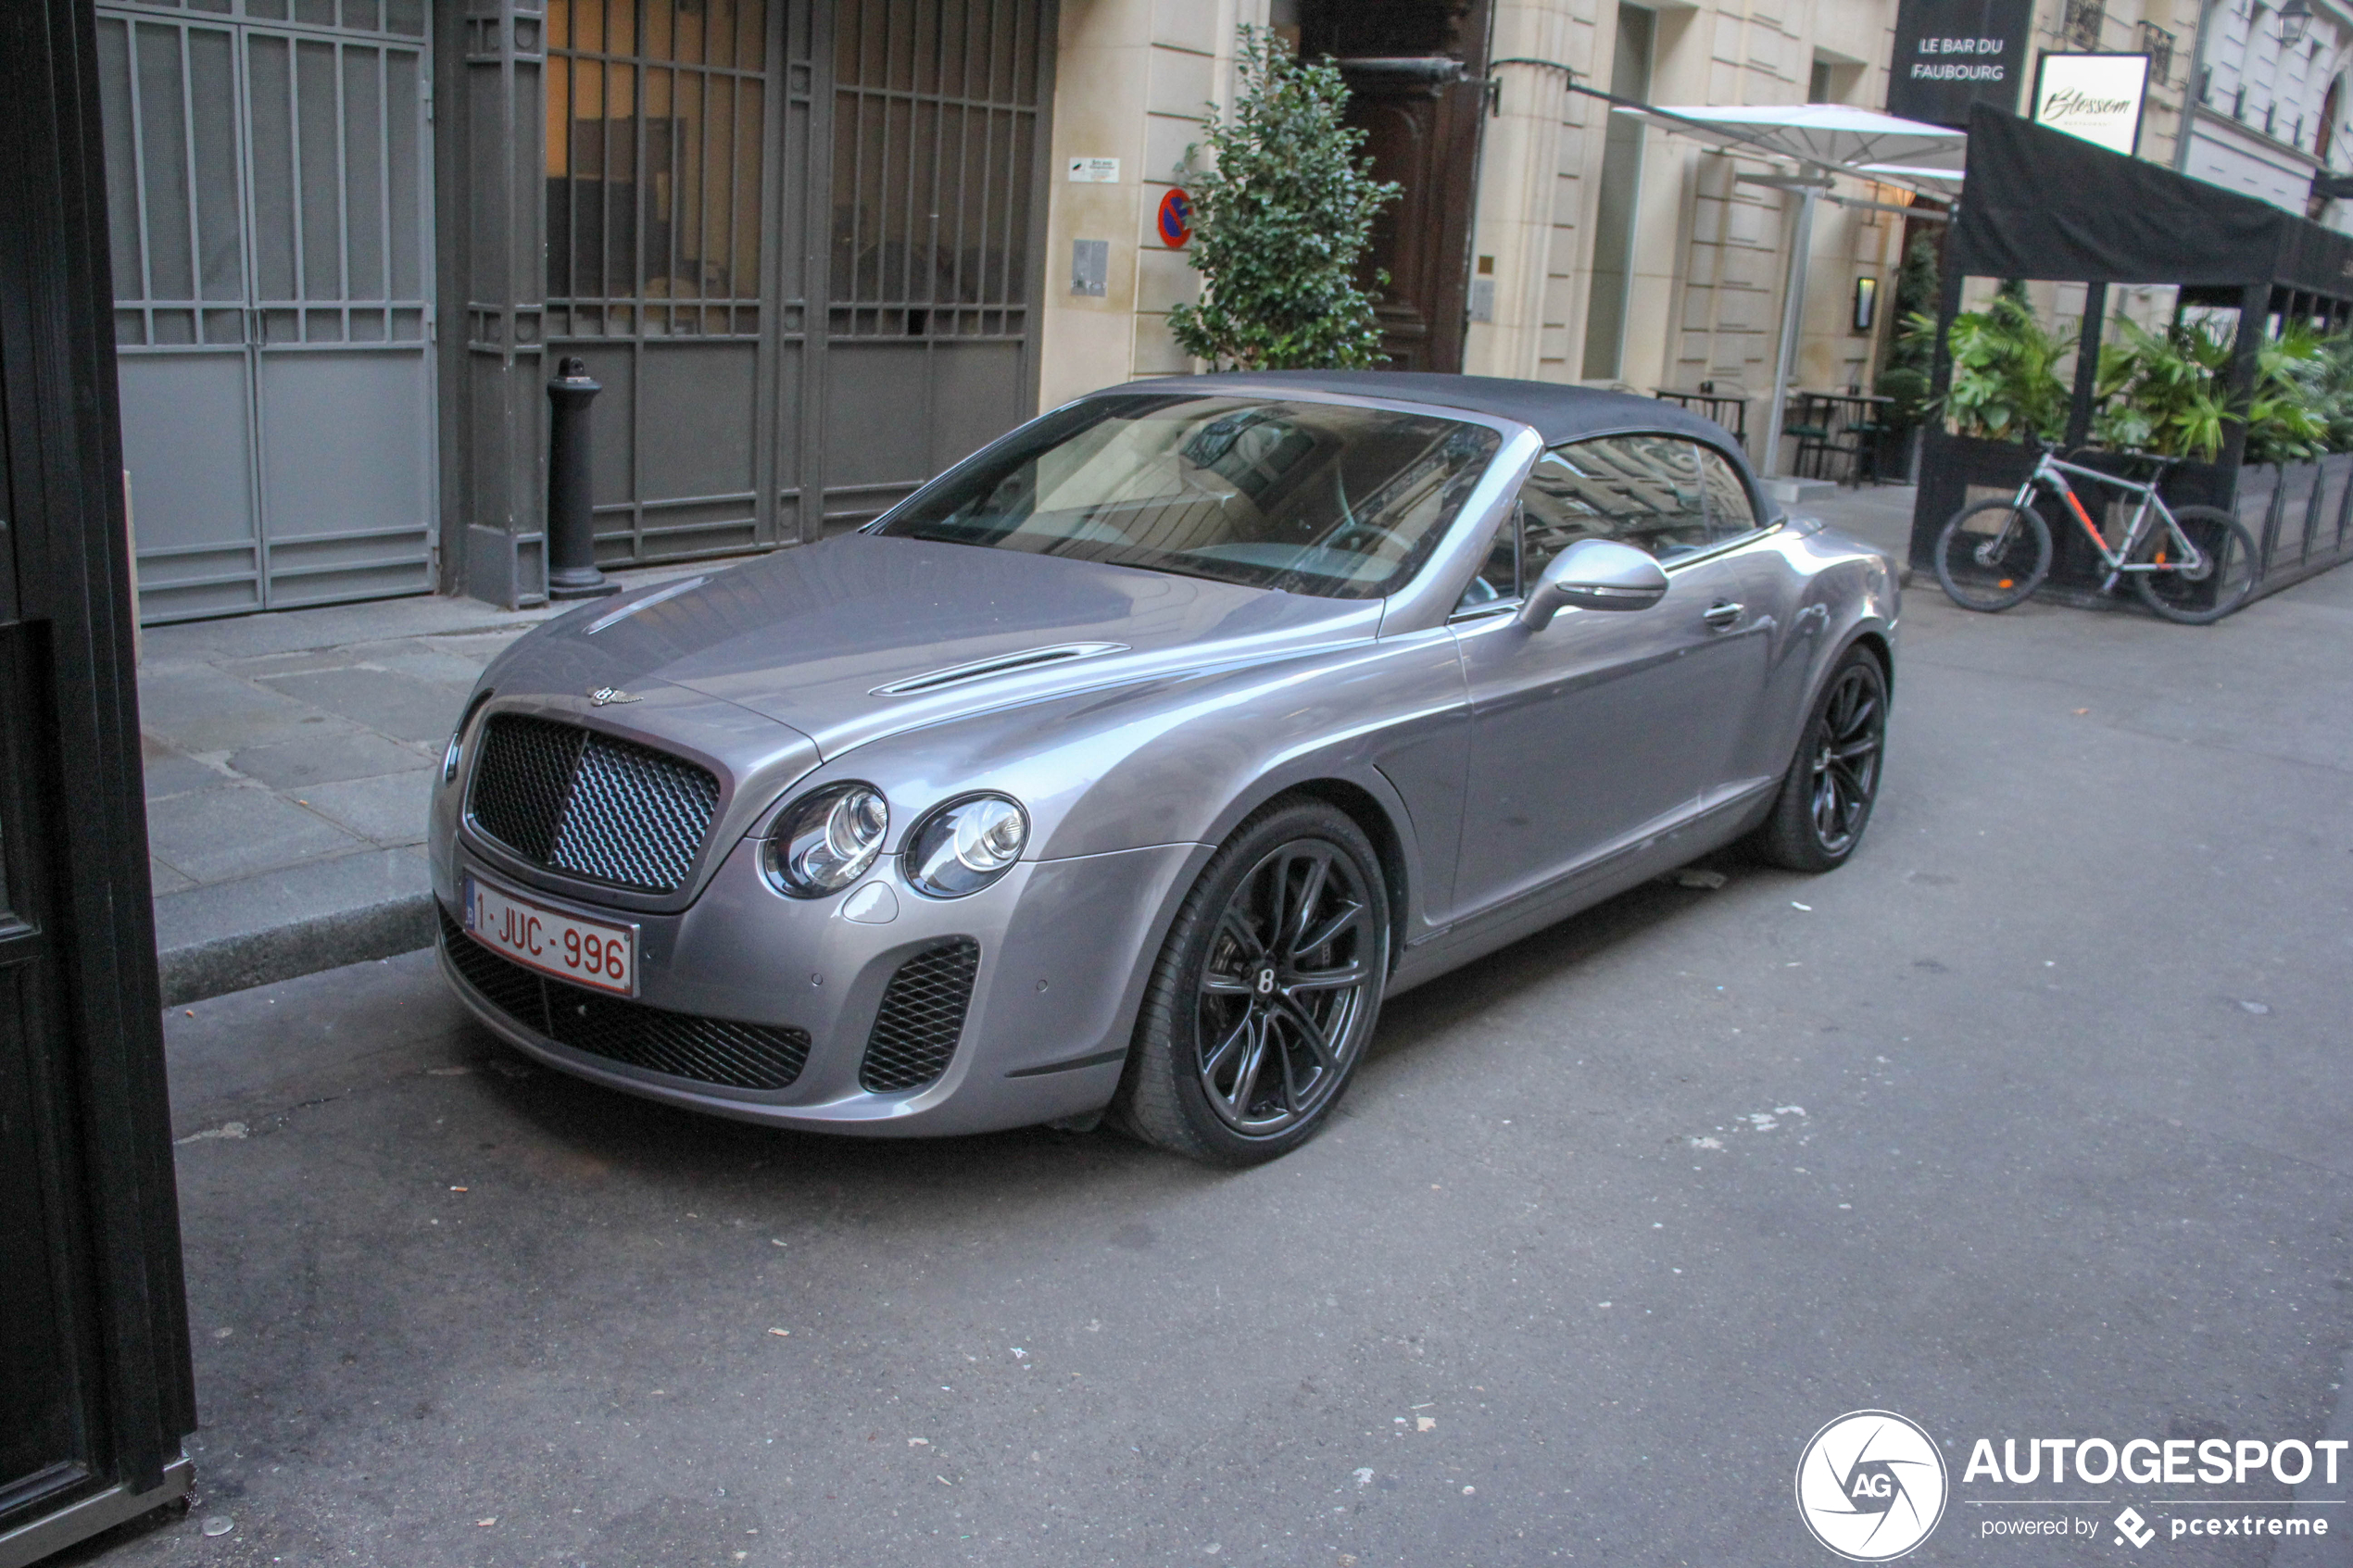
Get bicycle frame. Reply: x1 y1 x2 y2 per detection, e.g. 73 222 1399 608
2012 449 2208 589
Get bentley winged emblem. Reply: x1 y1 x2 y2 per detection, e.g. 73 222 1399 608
586 685 640 707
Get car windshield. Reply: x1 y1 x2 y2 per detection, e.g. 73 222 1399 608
876 394 1503 598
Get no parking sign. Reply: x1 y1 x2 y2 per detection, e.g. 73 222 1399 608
1157 187 1192 248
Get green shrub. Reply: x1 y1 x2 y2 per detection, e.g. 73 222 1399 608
1166 28 1401 370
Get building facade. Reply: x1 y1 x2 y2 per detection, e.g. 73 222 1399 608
95 0 2059 622
2169 0 2353 227
1042 0 1929 463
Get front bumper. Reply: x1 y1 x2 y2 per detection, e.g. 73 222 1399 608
434 834 1203 1137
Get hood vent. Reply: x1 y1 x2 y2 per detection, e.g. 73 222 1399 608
870 642 1128 696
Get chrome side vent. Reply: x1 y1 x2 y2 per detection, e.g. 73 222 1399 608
870 642 1128 696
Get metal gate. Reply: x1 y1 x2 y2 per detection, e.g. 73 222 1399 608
97 0 434 623
541 0 1051 566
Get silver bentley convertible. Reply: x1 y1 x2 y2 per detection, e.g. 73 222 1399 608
431 372 1897 1165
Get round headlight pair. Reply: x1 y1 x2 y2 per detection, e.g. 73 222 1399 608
763 783 889 897
762 784 1028 900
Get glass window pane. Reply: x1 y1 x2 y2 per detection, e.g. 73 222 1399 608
1698 446 1760 542
882 395 1503 601
1525 435 1710 568
1455 508 1518 611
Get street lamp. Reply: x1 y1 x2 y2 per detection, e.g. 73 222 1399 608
2281 0 2312 48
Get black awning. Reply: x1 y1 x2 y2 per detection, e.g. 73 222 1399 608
1954 106 2353 298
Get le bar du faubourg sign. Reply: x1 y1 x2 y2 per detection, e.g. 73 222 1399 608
1886 0 2033 126
2032 51 2152 155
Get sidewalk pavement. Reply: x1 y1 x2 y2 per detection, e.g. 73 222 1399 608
139 560 717 1006
135 486 1924 1008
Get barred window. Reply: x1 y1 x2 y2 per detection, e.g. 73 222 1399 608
546 0 768 338
2060 0 2105 51
829 0 1042 339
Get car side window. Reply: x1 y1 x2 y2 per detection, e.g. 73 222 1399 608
1453 505 1520 610
1697 445 1762 544
1522 434 1711 571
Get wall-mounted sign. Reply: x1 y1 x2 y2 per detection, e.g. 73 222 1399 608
2032 52 2150 156
1886 0 2033 127
1067 156 1120 183
1157 187 1192 247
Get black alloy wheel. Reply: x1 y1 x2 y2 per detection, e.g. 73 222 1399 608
1195 840 1373 1135
1751 647 1888 872
1118 800 1389 1165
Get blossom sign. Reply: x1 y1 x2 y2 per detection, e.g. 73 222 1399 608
2032 52 2150 156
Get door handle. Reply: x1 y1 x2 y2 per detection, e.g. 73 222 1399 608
1703 600 1743 630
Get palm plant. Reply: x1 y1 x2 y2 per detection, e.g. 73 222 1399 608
2244 323 2332 464
2092 317 2234 460
1916 294 2071 443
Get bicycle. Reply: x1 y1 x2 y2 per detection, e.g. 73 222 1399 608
1933 441 2259 624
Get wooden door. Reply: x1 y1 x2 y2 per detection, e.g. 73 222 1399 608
1303 0 1491 373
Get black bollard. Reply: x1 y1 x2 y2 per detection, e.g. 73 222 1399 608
546 356 619 599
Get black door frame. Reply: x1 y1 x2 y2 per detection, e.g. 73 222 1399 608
0 1 196 1561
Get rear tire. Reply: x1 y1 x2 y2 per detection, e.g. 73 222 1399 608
1748 646 1888 873
1116 800 1390 1167
2133 505 2258 624
1935 498 2052 611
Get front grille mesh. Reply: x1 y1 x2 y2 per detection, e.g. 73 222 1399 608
858 938 981 1094
440 907 810 1091
468 713 719 893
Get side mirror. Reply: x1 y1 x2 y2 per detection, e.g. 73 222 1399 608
1518 538 1669 630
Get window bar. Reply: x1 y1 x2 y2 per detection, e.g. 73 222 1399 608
925 0 948 330
722 66 742 315
379 45 396 327
119 22 154 326
950 1 976 319
286 31 307 314
334 41 353 327
844 1 866 318
668 63 686 329
883 0 903 312
997 3 1018 310
175 25 204 322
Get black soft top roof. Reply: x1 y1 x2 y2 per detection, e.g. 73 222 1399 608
1119 370 1739 452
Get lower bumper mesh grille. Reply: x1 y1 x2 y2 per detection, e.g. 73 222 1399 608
439 906 810 1091
858 938 980 1094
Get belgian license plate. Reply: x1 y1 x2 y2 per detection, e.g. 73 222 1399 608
462 875 637 997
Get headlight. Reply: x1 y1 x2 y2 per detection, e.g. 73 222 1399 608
763 783 888 897
444 691 493 784
903 794 1028 898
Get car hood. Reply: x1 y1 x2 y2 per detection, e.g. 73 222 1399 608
493 533 1383 763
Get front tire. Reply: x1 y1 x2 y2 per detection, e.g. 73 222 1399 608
2133 505 2258 623
1116 800 1389 1166
1749 647 1888 873
1935 498 2052 611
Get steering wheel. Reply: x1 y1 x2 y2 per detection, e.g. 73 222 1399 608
1327 521 1410 557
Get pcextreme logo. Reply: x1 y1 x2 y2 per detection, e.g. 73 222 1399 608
1796 1411 1951 1562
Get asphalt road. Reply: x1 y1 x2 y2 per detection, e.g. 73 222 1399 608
70 565 2353 1568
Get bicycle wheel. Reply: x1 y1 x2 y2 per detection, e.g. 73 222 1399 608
1934 498 2053 611
2133 505 2258 624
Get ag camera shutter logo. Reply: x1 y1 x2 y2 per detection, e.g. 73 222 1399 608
1796 1411 1949 1561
